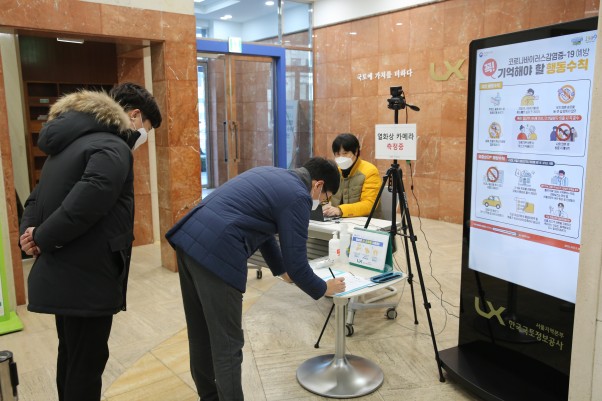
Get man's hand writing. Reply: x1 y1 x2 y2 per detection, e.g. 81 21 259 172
325 277 346 296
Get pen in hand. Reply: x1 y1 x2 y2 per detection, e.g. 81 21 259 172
325 267 345 296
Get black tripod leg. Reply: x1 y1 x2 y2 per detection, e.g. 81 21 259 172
402 218 419 325
314 303 335 348
393 167 419 324
394 168 446 382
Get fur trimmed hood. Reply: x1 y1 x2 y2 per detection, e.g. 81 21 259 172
39 90 132 156
49 90 130 132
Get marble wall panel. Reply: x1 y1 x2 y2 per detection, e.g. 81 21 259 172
166 146 202 221
438 178 465 223
155 146 172 212
439 137 466 183
315 61 351 99
443 0 485 47
314 98 351 139
351 57 379 97
408 4 444 51
482 0 531 37
324 22 352 64
99 5 163 40
350 96 379 143
163 80 200 148
441 92 467 138
160 13 196 43
350 18 380 60
0 1 101 33
378 11 410 56
314 63 329 100
133 193 153 247
527 0 587 29
159 207 177 272
117 57 145 83
414 135 441 179
151 42 166 82
163 41 197 82
404 175 441 218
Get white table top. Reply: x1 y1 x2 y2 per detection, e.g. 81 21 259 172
310 257 405 300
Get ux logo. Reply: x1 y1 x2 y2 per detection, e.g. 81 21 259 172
474 296 506 326
429 59 465 81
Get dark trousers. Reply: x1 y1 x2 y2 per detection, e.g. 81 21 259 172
55 315 113 401
177 247 244 401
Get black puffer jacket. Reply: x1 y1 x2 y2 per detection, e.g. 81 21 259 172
20 90 134 317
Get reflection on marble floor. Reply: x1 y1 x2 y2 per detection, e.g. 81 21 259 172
4 218 478 401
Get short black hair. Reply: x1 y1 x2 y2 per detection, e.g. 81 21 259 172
332 133 360 157
303 157 340 195
110 82 162 128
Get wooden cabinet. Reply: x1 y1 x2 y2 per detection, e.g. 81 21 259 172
24 82 115 188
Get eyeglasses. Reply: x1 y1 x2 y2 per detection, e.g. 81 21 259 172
320 192 332 206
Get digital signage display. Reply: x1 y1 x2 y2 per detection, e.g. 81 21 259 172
440 18 598 401
469 27 597 303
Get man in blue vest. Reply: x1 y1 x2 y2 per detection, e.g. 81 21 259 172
166 157 346 401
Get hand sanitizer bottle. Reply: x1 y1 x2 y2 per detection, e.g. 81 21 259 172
328 231 340 263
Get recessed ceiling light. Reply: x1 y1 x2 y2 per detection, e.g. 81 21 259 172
396 22 403 26
265 1 275 5
220 14 233 20
57 37 84 44
349 32 357 35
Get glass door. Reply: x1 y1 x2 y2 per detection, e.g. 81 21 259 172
198 53 275 190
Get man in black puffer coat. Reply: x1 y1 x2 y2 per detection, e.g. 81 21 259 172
19 83 161 401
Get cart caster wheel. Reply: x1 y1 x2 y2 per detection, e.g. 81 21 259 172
386 308 398 320
256 270 262 279
345 324 354 337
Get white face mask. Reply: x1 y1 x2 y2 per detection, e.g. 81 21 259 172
335 156 353 170
311 185 322 210
132 127 148 151
130 113 149 151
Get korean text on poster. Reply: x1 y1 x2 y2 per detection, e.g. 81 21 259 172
375 124 417 160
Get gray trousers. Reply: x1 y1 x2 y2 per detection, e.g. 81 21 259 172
177 247 244 401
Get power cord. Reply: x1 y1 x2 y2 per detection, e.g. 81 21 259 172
406 161 460 320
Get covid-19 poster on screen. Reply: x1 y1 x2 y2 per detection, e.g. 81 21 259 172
469 30 597 303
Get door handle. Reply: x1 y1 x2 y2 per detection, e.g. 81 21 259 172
231 121 239 161
223 121 228 162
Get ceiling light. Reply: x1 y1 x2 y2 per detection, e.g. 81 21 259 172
57 37 84 44
194 0 204 2
396 22 403 26
220 14 233 20
349 32 357 35
265 1 275 5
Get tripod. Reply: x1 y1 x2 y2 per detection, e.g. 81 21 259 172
313 86 444 382
365 158 445 382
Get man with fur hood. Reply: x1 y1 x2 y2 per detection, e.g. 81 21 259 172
19 83 161 401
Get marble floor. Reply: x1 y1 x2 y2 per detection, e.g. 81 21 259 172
4 217 479 401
